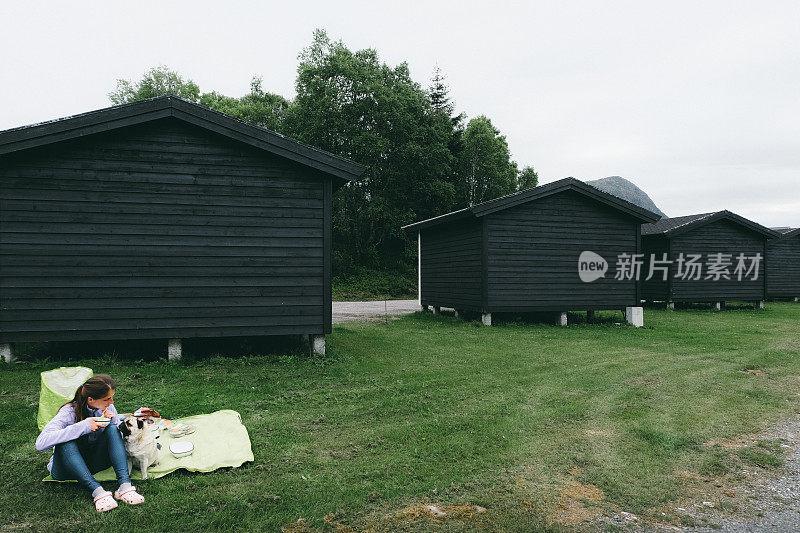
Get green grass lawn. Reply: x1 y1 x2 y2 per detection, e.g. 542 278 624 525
1 303 799 532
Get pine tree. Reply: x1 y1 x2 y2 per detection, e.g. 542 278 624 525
428 66 454 116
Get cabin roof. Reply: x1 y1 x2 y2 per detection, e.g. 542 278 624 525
0 95 367 184
402 177 661 231
642 210 780 238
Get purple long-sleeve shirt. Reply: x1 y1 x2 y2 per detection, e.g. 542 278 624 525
35 403 123 472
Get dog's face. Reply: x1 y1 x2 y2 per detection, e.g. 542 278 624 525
119 416 161 477
119 417 145 439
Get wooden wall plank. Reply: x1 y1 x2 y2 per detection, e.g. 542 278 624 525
0 117 331 342
420 220 483 310
485 190 640 311
767 234 800 297
643 219 768 302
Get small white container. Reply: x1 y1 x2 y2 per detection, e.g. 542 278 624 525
169 441 194 458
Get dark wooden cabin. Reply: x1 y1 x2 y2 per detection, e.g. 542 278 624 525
402 178 661 326
640 211 779 308
767 227 800 299
0 96 366 360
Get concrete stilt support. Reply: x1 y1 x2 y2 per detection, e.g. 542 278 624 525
454 309 461 319
794 297 799 302
1 344 13 364
481 313 492 326
755 300 764 309
432 306 441 315
168 338 182 361
713 302 722 311
666 301 675 310
311 334 326 356
586 310 595 323
625 306 644 327
557 312 568 326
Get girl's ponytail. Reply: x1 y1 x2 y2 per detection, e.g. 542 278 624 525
64 374 116 423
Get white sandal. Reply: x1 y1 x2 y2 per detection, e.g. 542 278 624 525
114 485 145 505
94 490 118 512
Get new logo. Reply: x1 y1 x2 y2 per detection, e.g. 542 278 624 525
578 251 608 283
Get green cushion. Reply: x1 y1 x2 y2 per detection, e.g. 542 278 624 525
38 367 93 431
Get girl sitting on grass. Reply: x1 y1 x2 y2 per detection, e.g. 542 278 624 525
35 374 145 512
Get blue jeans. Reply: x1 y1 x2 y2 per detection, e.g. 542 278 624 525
51 424 130 492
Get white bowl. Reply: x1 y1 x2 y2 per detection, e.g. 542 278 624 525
169 441 194 458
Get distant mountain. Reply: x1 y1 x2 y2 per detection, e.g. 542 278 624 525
771 227 796 234
586 176 667 219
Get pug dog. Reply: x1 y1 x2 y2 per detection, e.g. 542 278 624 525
119 417 161 479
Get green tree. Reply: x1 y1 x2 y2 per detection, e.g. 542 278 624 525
109 65 201 104
457 116 519 205
517 165 539 191
199 77 289 132
285 30 457 273
428 66 466 199
105 40 539 279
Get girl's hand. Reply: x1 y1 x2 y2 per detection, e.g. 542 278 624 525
88 417 109 431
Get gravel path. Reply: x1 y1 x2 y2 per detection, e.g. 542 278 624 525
597 415 800 532
332 299 420 323
681 415 800 532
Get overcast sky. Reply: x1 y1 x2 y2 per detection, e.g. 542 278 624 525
1 1 798 227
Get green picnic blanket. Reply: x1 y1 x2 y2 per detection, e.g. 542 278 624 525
44 410 253 481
